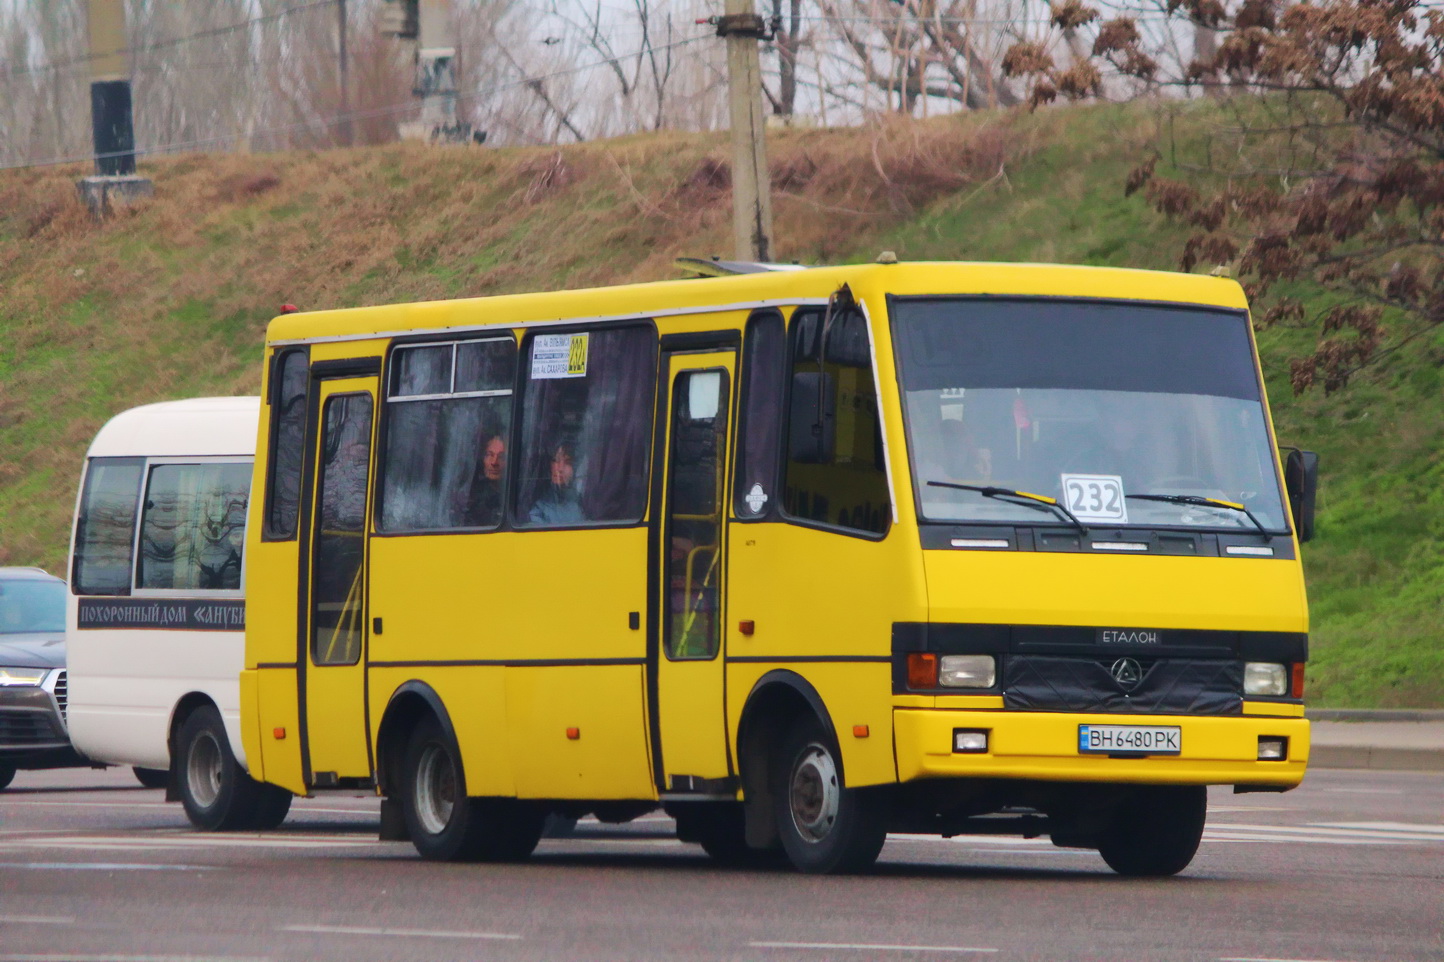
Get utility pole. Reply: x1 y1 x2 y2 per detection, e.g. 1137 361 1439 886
77 0 151 216
338 0 352 147
718 1 774 262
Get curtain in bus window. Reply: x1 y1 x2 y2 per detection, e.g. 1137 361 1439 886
515 326 656 526
265 349 309 539
137 463 249 591
72 457 144 595
734 312 785 519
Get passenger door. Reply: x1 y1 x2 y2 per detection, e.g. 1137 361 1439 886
301 377 377 784
653 349 736 790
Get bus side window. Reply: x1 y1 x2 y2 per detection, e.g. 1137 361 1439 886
783 308 890 536
378 337 517 532
514 325 657 527
72 457 145 595
733 310 785 521
264 348 310 540
136 462 250 591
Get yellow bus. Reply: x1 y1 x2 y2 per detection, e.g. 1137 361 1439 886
241 260 1317 876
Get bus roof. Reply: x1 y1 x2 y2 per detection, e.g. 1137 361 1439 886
86 397 260 460
264 261 1249 347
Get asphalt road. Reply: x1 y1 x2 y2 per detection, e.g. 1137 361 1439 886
0 767 1440 962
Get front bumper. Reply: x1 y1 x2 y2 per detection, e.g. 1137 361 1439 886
894 709 1308 788
0 682 74 764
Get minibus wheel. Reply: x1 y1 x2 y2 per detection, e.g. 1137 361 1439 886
772 715 887 874
0 763 14 790
401 716 544 862
176 705 265 831
1097 784 1207 876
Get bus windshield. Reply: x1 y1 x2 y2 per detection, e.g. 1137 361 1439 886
892 297 1290 532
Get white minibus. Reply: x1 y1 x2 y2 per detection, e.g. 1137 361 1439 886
66 397 291 829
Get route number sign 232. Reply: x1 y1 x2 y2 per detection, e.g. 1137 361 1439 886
1060 473 1128 524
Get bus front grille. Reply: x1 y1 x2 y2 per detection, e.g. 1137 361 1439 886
1002 655 1242 715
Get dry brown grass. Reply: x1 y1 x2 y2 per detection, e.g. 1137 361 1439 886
0 111 1030 569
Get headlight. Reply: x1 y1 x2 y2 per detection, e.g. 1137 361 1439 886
0 666 48 687
939 655 996 689
1244 662 1288 697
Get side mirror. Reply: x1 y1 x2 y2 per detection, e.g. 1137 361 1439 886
1283 448 1319 543
788 371 835 464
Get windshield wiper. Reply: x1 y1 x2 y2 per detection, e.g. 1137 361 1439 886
1125 493 1272 542
926 481 1089 536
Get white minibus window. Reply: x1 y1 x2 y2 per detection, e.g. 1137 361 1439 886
136 462 251 592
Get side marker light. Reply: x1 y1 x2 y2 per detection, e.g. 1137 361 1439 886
273 727 286 739
566 727 580 740
853 725 869 738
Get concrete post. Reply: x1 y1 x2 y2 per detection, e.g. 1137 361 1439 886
721 1 774 262
78 0 152 215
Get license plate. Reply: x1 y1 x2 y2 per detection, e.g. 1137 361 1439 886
1078 725 1181 755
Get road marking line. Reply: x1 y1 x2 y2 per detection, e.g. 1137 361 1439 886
282 924 518 940
1315 821 1444 835
1205 832 1410 846
0 955 270 961
0 801 177 810
0 862 211 871
1211 823 1444 841
1218 957 1364 962
0 916 74 925
1323 787 1405 795
749 942 997 953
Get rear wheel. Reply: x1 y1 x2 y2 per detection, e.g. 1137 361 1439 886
772 715 887 874
132 766 168 789
1097 785 1207 877
401 717 543 862
249 783 294 830
0 763 15 790
176 705 266 831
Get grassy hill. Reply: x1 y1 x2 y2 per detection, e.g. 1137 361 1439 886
2 102 1438 707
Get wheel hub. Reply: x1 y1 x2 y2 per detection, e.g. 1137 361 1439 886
186 731 223 808
414 744 456 836
788 743 840 843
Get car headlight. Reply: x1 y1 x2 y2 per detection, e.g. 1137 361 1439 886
0 666 48 687
939 655 996 689
1243 662 1288 697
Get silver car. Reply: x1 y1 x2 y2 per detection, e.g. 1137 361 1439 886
0 566 80 789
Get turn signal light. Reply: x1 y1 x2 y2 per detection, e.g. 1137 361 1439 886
565 727 580 740
907 652 938 689
1291 662 1306 699
272 727 286 740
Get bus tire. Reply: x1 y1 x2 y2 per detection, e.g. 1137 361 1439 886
1097 785 1207 877
133 766 168 789
772 715 887 874
176 705 262 831
401 717 543 862
248 783 294 831
0 763 15 790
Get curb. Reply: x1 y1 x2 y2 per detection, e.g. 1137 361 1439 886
1310 745 1444 772
1307 709 1444 722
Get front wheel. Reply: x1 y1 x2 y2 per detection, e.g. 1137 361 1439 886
771 715 887 874
0 763 15 791
175 705 269 831
1097 785 1207 877
400 717 543 862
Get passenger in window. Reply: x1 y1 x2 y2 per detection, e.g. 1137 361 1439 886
528 441 584 525
464 434 507 527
